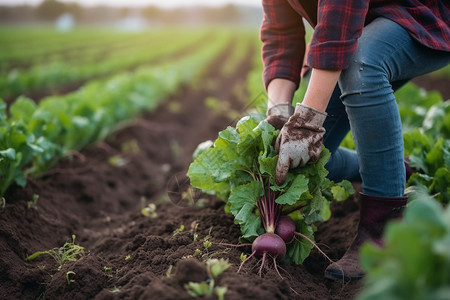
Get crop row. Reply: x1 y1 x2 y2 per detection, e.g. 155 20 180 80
0 29 214 100
0 28 144 64
0 29 235 199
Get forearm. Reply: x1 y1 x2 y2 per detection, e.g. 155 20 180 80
267 78 297 110
302 68 341 112
261 0 306 90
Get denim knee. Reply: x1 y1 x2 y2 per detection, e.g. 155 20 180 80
339 58 393 108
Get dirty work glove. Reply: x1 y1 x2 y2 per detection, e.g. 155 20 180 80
265 103 294 130
275 103 327 185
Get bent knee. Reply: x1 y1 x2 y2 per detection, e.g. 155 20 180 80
338 57 393 107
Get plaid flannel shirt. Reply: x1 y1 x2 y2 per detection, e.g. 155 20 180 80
261 0 450 89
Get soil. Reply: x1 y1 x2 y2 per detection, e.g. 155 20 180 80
412 74 450 101
0 40 446 300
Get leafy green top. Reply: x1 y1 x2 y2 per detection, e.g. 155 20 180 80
188 115 353 264
358 189 450 300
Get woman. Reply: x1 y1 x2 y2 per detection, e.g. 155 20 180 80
262 0 449 281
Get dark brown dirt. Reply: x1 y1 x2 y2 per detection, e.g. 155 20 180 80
1 38 446 300
412 74 450 101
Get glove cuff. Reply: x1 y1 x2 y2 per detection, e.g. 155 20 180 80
294 103 327 127
267 103 294 121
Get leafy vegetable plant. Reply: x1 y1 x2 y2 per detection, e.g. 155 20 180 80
188 115 354 264
357 187 450 300
404 101 450 204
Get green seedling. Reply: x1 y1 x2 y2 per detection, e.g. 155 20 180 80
203 239 212 249
204 96 221 112
121 139 140 155
202 227 213 249
141 196 157 218
111 287 120 293
26 235 85 270
185 281 212 298
184 258 230 300
191 221 199 242
66 271 76 286
240 252 247 262
215 286 228 300
173 224 185 236
166 265 173 278
125 255 131 261
27 194 39 209
104 266 112 272
193 248 202 258
108 155 128 167
193 232 199 243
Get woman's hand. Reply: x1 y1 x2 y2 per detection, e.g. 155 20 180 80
265 103 294 130
275 103 327 185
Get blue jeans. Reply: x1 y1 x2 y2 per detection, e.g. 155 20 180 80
323 17 450 197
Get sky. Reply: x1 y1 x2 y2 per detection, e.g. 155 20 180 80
0 0 261 8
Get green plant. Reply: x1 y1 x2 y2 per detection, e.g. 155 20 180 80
166 265 173 278
203 238 212 250
173 224 185 236
141 196 157 218
184 258 230 300
108 154 128 167
66 271 76 286
0 30 233 200
240 252 247 262
26 235 85 270
357 187 450 300
27 193 39 209
191 221 200 242
404 100 450 204
188 115 354 264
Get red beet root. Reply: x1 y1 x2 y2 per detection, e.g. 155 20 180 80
252 232 286 259
275 215 297 243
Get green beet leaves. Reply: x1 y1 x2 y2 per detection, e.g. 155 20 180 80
188 115 354 264
358 190 450 300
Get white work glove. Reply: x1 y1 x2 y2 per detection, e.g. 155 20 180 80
265 103 294 130
275 103 327 185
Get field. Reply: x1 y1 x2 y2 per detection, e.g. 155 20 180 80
1 26 449 300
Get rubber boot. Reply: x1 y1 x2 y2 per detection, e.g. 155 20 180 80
324 193 407 281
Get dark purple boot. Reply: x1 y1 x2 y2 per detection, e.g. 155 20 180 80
324 193 407 281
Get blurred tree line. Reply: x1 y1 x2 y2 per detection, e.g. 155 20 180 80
0 0 261 26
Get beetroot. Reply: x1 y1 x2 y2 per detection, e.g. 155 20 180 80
275 216 296 243
252 232 286 258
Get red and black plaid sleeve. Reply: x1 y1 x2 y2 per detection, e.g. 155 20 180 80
307 0 369 70
369 0 450 52
261 0 306 90
261 0 449 89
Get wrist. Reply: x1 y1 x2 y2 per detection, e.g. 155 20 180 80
301 98 328 112
267 78 296 109
267 103 294 118
295 103 327 126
